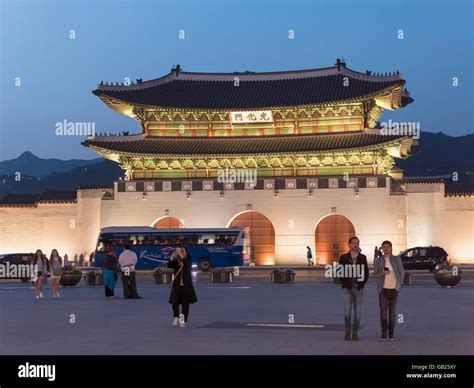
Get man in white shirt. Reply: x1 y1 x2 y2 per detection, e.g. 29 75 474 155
118 244 141 299
374 240 405 340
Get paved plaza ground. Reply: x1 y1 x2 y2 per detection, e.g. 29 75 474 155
1 267 473 355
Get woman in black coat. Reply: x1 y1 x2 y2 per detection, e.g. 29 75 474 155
168 247 198 327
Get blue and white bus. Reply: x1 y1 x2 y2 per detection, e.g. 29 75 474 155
93 227 250 271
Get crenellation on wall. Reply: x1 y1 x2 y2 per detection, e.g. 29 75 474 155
1 183 472 264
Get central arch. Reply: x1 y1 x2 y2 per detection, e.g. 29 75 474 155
152 216 182 228
227 211 275 265
315 214 355 265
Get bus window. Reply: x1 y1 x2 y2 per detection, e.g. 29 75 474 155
198 234 216 245
183 234 198 245
215 233 237 245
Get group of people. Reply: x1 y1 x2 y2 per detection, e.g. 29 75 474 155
30 245 198 327
102 244 142 299
30 238 403 336
339 236 405 341
30 249 63 299
102 244 197 327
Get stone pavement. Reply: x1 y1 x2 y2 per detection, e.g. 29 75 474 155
1 272 472 355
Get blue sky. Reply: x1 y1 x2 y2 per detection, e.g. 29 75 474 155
1 0 472 160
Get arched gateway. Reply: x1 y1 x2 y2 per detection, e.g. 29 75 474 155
228 211 275 265
315 215 355 265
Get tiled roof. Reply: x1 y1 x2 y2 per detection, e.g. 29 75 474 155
404 176 448 184
0 190 77 207
93 62 412 110
0 194 39 207
82 132 410 156
38 190 77 203
77 184 114 191
445 183 473 197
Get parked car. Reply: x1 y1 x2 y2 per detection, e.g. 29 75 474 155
0 253 34 282
399 246 449 271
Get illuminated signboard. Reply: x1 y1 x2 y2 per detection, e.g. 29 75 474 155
230 111 273 124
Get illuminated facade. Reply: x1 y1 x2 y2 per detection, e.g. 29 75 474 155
84 60 415 180
1 61 472 264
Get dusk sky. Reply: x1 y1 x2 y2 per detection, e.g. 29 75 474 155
1 0 472 160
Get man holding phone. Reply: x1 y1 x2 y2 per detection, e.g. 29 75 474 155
374 240 405 341
339 236 369 341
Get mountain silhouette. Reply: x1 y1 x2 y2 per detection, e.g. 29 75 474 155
396 132 473 181
0 131 472 197
0 160 124 197
0 151 101 177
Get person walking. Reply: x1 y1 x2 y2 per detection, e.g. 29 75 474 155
103 245 119 299
118 244 141 299
306 246 314 266
374 240 405 341
32 249 49 299
339 236 369 341
168 247 198 328
49 249 63 298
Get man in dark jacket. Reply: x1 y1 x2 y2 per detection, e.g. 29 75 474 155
339 236 369 341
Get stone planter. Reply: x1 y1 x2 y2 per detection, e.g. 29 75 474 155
271 268 295 283
210 268 233 283
60 266 82 287
86 270 104 286
153 268 175 284
434 265 462 288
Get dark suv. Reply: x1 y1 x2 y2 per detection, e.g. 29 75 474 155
0 253 33 282
399 246 449 271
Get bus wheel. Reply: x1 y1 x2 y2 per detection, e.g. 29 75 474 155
198 258 212 272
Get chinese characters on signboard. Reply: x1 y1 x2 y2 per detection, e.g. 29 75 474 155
230 111 273 124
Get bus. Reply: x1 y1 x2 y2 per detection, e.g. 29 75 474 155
93 227 250 271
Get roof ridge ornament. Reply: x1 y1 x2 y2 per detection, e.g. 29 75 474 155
171 64 182 76
335 58 346 71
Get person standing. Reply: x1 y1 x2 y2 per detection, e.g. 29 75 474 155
49 249 63 298
373 245 382 265
168 247 198 328
374 240 405 341
118 244 141 299
32 249 49 299
103 245 119 299
339 236 369 341
306 246 314 266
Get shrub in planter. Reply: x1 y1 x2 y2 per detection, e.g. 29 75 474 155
60 265 83 287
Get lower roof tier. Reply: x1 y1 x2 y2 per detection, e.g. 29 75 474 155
82 131 415 157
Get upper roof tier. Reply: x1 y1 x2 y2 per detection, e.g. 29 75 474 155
93 60 413 115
